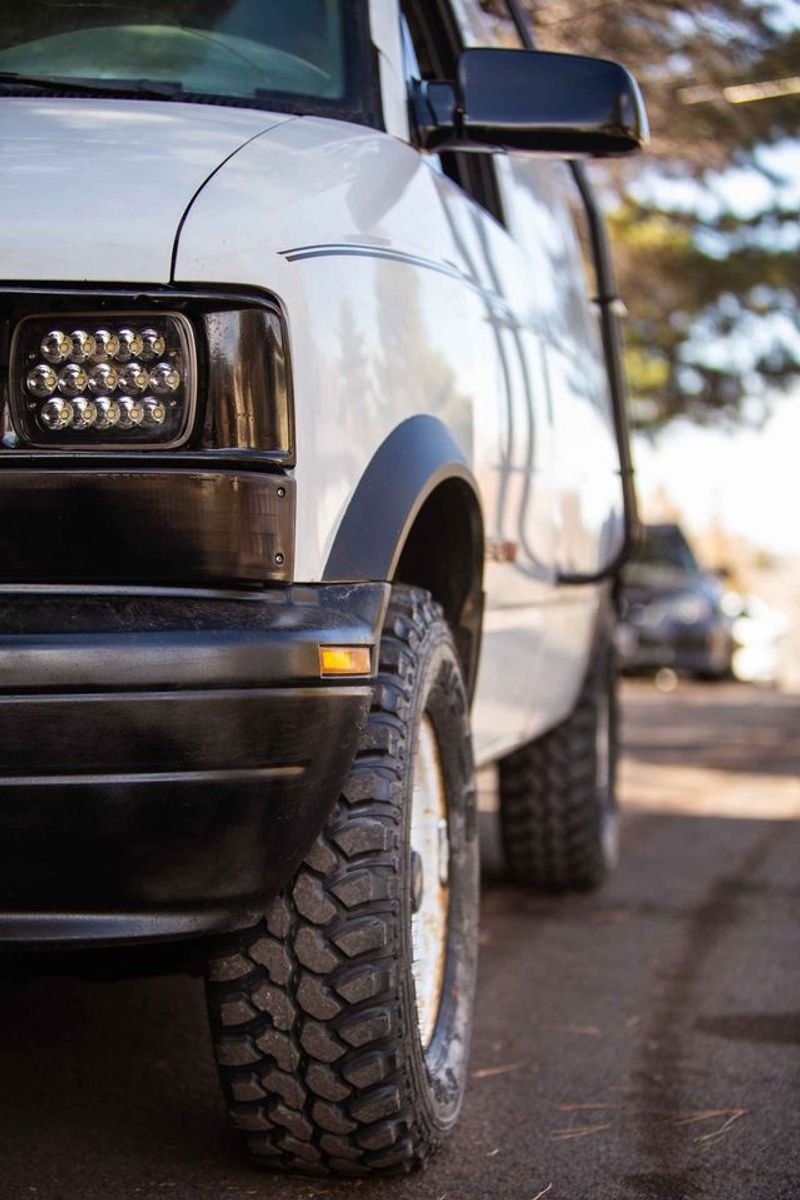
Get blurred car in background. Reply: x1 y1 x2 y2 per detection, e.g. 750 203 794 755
617 523 734 679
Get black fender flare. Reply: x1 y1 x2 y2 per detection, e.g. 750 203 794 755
323 415 482 583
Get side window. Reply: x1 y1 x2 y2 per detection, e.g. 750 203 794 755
498 156 610 400
400 0 505 225
500 158 586 279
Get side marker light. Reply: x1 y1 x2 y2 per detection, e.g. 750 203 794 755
319 647 372 677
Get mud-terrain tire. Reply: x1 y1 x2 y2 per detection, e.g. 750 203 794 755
498 610 618 891
206 585 479 1176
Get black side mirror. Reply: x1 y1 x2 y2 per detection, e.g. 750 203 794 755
414 48 648 158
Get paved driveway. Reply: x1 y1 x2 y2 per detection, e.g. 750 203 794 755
1 682 798 1199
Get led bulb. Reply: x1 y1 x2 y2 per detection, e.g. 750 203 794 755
93 396 121 430
40 330 72 364
70 330 97 363
71 397 98 430
141 397 167 426
116 328 145 363
149 362 181 395
93 328 121 361
40 397 73 430
26 364 58 398
87 363 119 395
117 362 148 395
139 328 166 361
57 363 89 397
117 396 144 428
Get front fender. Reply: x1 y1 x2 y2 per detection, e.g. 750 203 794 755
324 415 480 583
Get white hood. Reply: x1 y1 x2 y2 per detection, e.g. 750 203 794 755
0 98 293 283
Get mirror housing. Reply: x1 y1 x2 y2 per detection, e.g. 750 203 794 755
414 48 648 157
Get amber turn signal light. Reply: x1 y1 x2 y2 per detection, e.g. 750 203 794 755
319 646 371 677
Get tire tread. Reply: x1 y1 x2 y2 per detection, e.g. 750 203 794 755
207 586 465 1175
498 616 618 891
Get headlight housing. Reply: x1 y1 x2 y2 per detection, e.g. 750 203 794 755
1 289 293 461
10 312 196 448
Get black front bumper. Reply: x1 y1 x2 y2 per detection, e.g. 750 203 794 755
0 584 386 948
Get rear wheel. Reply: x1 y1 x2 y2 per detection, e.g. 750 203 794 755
206 585 479 1175
498 610 618 891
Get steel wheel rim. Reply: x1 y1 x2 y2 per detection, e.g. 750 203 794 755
410 714 449 1050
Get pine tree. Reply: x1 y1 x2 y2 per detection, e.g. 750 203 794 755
483 0 800 428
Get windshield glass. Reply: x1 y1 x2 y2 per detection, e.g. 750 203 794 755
0 0 368 115
633 526 699 573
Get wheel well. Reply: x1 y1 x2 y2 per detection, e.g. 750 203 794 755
394 478 484 697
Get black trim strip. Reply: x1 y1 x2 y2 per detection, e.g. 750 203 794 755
281 242 466 282
280 242 519 317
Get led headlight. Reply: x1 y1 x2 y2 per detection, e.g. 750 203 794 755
10 313 196 448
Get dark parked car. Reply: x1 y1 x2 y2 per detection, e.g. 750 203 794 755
618 524 734 678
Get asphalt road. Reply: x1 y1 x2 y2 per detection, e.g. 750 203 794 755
1 681 798 1200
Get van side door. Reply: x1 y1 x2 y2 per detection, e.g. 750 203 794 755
401 0 600 763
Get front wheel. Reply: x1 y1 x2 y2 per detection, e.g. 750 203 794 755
206 585 479 1176
498 608 619 892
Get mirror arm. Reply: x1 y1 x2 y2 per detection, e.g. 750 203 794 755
410 79 460 151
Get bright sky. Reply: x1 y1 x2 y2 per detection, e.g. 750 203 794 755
635 142 800 217
633 389 800 557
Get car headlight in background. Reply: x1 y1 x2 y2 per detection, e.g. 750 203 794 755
630 591 714 628
11 313 196 448
668 592 713 625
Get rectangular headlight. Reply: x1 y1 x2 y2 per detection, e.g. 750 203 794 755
10 312 196 448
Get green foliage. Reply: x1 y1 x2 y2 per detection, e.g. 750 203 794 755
610 198 800 428
485 0 800 428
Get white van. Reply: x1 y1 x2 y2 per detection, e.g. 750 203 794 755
0 0 646 1176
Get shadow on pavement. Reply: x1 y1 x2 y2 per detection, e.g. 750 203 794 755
620 681 800 779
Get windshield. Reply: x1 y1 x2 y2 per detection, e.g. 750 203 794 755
0 0 371 117
633 526 700 573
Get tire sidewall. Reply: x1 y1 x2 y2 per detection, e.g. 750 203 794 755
397 618 479 1136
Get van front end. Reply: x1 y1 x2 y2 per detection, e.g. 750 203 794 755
0 286 382 948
